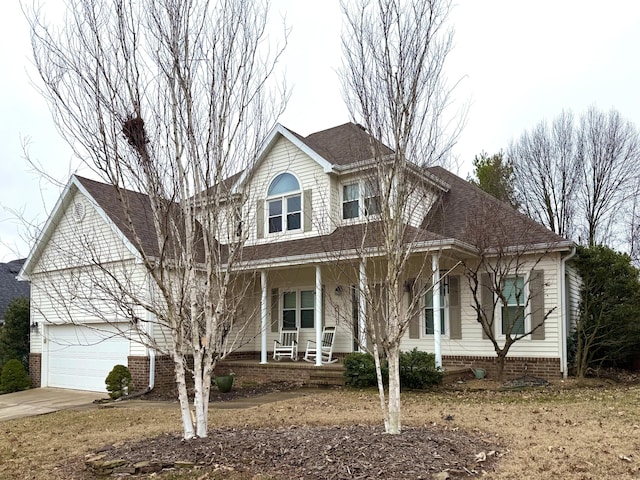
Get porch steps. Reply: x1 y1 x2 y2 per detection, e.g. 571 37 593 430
216 359 346 388
307 368 346 387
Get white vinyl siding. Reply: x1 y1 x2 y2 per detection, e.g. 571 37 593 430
401 255 562 358
32 190 136 275
244 137 331 244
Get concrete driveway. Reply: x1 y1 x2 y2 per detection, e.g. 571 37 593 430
0 388 103 421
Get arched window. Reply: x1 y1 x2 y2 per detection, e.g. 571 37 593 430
267 173 302 233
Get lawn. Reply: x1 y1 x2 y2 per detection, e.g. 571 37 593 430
1 380 639 479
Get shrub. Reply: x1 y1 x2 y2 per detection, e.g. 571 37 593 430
343 352 387 387
399 348 443 389
1 359 31 393
344 349 443 389
105 364 132 399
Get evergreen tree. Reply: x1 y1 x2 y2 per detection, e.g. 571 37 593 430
0 297 30 370
468 151 518 208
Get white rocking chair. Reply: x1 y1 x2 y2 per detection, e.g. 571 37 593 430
273 328 299 361
304 326 338 364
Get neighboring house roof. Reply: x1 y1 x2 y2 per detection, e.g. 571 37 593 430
0 259 29 322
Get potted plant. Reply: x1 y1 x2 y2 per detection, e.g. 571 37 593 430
214 371 235 393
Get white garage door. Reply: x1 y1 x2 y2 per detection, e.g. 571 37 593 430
47 324 130 392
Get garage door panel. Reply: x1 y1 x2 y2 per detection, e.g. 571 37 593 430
47 324 130 392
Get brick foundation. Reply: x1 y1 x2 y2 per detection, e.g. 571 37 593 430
128 351 347 392
125 352 561 390
28 353 41 388
215 359 345 386
443 355 562 380
127 355 177 394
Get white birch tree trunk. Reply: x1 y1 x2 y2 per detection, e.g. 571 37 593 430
372 343 389 432
386 346 401 434
26 0 287 440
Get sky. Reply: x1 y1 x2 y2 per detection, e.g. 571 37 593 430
1 0 640 262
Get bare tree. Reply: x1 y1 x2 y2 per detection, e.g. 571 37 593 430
509 107 640 248
339 0 463 434
462 200 558 381
577 107 640 247
508 110 582 239
25 0 287 439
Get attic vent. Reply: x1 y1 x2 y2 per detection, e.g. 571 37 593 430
73 201 86 222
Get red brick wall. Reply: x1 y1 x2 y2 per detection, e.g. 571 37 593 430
127 355 176 394
28 353 41 388
443 355 561 380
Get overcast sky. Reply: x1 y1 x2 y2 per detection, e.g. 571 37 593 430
2 0 640 262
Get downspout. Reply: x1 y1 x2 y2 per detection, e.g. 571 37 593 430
560 246 576 378
432 253 442 369
118 312 155 400
147 312 155 390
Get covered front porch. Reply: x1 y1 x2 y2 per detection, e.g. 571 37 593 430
243 250 454 369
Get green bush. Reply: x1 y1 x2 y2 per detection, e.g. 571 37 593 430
344 349 443 389
343 352 387 387
1 359 31 393
399 348 443 389
105 364 132 399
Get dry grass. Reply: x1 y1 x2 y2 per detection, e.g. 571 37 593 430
2 380 640 479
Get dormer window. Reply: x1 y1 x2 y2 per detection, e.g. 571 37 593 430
267 173 302 234
342 179 381 220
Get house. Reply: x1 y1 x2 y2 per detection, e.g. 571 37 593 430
19 122 580 393
0 259 30 325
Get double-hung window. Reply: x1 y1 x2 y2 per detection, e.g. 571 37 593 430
343 183 360 219
424 287 446 335
363 181 381 216
501 276 525 335
282 289 315 329
267 173 301 234
342 179 381 220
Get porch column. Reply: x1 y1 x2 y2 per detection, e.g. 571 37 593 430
260 270 268 364
432 254 442 368
359 259 367 351
315 265 323 366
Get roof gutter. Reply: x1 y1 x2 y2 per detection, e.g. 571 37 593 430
332 156 451 192
231 238 472 271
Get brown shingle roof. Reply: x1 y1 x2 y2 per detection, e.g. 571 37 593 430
423 166 570 249
300 122 394 166
76 124 570 267
76 176 161 258
240 222 444 264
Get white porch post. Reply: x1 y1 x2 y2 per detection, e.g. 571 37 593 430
260 270 268 364
315 265 323 366
432 254 442 368
359 259 367 351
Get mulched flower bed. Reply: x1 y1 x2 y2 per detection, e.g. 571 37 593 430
138 380 302 403
87 424 500 478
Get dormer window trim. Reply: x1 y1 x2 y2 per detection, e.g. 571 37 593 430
266 172 303 235
341 178 381 221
